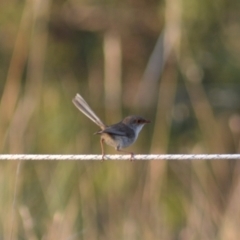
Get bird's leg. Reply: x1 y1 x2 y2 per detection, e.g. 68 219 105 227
130 152 134 161
117 147 135 161
100 138 105 161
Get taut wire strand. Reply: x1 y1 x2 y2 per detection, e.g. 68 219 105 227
0 154 240 160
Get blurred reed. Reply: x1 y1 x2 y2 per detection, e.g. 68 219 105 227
0 0 240 239
103 30 122 123
0 0 32 152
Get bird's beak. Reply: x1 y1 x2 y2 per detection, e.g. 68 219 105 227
145 120 151 124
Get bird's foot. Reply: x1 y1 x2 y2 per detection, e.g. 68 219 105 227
130 153 135 161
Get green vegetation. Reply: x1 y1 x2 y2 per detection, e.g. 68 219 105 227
0 0 240 239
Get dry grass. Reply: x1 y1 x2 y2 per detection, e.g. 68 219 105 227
1 0 240 239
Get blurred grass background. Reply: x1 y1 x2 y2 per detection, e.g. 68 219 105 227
1 0 240 239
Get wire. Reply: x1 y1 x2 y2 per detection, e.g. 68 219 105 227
0 154 240 160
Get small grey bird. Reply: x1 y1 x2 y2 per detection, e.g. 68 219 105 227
72 93 150 160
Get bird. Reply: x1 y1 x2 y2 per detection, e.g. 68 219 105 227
72 93 150 160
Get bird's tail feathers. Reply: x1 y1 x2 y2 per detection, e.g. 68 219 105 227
72 93 105 129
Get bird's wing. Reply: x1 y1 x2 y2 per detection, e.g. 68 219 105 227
97 123 134 137
98 128 127 136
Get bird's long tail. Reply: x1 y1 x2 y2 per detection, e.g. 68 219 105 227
72 93 106 129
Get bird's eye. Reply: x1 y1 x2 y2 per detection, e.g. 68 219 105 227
137 119 141 124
